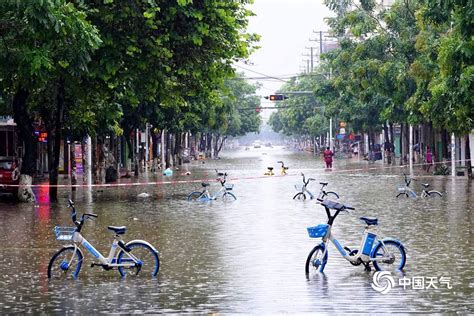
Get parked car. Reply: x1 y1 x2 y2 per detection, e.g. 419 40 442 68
0 157 20 196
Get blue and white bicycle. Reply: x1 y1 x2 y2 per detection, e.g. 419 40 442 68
305 199 406 276
187 170 236 202
48 200 160 279
293 173 339 200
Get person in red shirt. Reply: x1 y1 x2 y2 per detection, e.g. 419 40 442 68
323 147 334 168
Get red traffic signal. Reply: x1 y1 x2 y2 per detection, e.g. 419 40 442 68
264 94 288 101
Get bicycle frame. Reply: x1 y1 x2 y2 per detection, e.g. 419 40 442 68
397 174 441 198
193 171 234 201
69 231 143 268
295 178 333 200
318 225 394 266
197 185 226 200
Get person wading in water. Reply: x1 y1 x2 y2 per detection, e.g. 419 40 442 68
323 147 334 169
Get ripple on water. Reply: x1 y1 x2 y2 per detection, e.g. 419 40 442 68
0 147 472 313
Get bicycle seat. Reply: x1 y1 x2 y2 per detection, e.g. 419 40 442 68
422 183 430 188
320 199 345 211
359 217 378 226
320 182 328 186
201 182 210 187
108 226 127 234
267 167 273 171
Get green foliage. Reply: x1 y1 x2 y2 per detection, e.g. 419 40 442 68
274 0 473 140
414 0 474 135
0 0 259 143
268 75 328 137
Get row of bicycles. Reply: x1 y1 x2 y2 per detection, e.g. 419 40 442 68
48 171 440 280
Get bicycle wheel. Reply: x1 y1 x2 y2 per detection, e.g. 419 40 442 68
427 190 442 197
187 191 203 201
325 191 339 199
293 192 306 200
222 192 237 201
47 246 83 280
372 240 406 272
305 245 328 276
117 242 160 277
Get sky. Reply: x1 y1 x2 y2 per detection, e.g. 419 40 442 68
234 0 334 120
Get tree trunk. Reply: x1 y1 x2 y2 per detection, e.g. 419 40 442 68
214 134 227 158
206 133 212 158
97 136 106 183
442 129 449 160
134 130 139 177
465 134 472 178
49 77 66 201
161 130 166 170
123 135 130 177
151 130 158 172
91 134 98 183
12 87 37 202
175 132 182 166
399 123 404 165
165 131 171 168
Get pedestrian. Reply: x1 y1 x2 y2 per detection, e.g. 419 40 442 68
426 146 433 173
323 147 334 168
384 141 392 164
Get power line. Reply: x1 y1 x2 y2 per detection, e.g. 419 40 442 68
238 104 323 111
234 65 290 83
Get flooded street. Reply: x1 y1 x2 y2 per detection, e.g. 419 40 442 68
0 147 472 313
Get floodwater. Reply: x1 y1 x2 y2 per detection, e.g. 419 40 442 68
0 146 472 313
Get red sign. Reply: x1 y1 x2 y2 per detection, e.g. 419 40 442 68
38 132 48 143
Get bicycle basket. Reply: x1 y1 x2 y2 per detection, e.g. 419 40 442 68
307 224 329 238
225 184 234 191
53 226 76 241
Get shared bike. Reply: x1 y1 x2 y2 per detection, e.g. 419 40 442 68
187 170 237 201
305 199 406 276
48 200 160 279
396 174 442 198
293 173 339 200
277 161 289 175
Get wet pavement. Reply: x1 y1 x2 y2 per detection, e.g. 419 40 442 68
0 146 472 313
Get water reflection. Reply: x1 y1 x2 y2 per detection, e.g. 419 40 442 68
0 146 472 313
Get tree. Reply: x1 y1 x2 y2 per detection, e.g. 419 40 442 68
0 0 101 201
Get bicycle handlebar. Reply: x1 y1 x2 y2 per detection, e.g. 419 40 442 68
67 200 98 231
216 170 228 185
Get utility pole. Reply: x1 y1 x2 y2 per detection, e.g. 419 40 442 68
309 30 338 63
304 46 318 71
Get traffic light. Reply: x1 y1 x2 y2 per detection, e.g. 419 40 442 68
255 107 261 113
264 94 288 101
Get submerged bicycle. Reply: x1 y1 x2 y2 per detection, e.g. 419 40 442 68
187 170 236 201
277 161 289 175
293 173 339 200
396 174 442 198
48 200 160 279
305 199 406 276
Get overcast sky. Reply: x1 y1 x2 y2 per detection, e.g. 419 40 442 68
234 0 334 119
